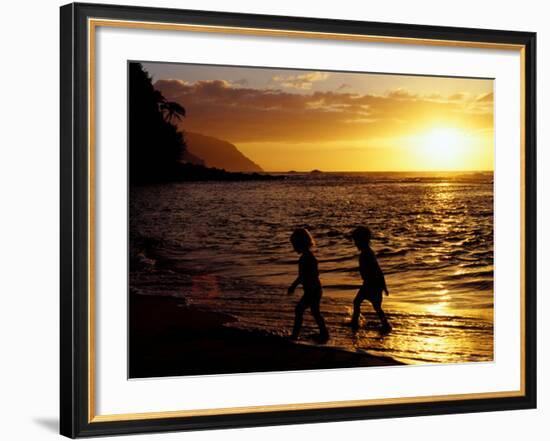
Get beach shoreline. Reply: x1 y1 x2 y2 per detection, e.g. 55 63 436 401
129 293 404 378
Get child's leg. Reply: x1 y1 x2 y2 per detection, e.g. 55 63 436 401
310 299 329 339
351 291 364 328
371 295 390 329
291 296 309 339
373 302 388 325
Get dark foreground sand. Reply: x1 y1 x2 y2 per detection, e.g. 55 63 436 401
129 293 403 378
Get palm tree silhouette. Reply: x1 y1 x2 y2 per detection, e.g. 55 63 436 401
160 100 186 123
129 62 187 184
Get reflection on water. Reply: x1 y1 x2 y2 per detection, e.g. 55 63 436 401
130 171 493 364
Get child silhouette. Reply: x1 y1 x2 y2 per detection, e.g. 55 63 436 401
350 226 391 333
287 228 329 343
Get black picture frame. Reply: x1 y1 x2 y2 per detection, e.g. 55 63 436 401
60 2 537 438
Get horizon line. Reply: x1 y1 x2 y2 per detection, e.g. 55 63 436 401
260 169 494 173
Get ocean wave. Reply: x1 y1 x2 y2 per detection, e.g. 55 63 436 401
449 279 493 291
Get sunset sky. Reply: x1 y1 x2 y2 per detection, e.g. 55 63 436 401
143 61 494 172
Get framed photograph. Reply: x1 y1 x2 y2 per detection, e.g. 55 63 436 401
60 2 536 438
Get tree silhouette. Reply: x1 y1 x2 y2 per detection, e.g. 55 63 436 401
129 62 187 184
160 100 186 123
129 62 280 184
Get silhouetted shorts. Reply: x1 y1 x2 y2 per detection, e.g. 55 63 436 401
356 284 383 305
297 288 323 310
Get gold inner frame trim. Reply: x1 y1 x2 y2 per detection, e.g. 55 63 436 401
91 390 524 423
87 17 527 423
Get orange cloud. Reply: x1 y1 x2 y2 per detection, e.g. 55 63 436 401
271 71 330 89
154 79 493 144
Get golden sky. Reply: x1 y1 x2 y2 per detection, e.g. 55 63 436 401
144 62 494 172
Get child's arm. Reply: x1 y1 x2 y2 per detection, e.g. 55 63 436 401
288 276 301 294
358 252 369 282
289 255 303 294
378 254 389 295
289 254 313 294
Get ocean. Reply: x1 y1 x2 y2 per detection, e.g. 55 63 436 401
129 171 494 364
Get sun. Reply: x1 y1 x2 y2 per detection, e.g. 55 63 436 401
420 127 470 168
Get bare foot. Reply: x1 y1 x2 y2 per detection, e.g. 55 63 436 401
313 333 330 344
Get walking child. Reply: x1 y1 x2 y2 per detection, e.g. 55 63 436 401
287 228 329 343
350 226 391 333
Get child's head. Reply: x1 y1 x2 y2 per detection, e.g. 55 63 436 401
290 228 315 253
351 226 372 250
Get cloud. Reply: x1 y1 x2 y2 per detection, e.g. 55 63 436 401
448 92 467 101
232 78 249 87
386 88 418 100
271 72 330 90
152 79 188 97
386 89 468 103
476 92 494 102
153 79 493 144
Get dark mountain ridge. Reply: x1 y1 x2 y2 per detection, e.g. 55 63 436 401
183 132 263 172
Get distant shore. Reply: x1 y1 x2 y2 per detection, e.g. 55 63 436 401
129 293 404 378
132 163 284 185
173 163 283 181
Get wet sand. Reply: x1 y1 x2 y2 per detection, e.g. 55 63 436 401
129 293 404 378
